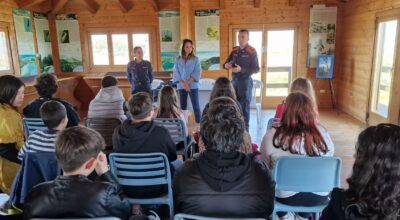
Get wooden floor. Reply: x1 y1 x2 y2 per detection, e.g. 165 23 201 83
189 108 367 188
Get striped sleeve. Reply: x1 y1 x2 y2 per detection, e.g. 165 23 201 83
18 130 57 161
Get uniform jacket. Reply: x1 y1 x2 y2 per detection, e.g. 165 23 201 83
224 45 260 80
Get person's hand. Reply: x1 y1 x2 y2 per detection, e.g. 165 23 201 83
224 62 233 69
95 152 109 176
181 82 190 92
232 65 242 73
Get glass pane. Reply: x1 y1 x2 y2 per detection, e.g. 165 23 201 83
132 33 150 61
235 31 263 81
265 30 294 96
91 34 109 65
0 32 11 71
371 20 398 118
112 34 129 65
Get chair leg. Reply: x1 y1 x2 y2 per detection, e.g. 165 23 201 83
315 212 319 220
272 211 278 220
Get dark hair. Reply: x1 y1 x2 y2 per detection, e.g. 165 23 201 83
40 100 67 129
127 92 153 120
157 86 181 119
180 39 195 59
34 74 58 98
55 126 105 172
209 77 237 101
0 75 25 106
273 92 327 156
102 75 118 88
133 46 142 54
239 29 249 35
200 97 245 153
345 124 400 219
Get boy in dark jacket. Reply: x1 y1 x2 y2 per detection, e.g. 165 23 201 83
23 127 132 220
113 92 177 198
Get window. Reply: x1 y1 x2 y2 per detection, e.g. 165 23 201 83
91 34 109 65
88 30 153 69
0 26 13 74
112 34 129 65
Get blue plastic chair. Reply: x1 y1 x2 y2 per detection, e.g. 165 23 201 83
154 118 193 159
109 153 174 217
266 118 280 130
23 118 47 139
272 156 342 220
174 213 265 220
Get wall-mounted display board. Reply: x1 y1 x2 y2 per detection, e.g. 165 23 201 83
13 8 37 77
55 14 83 73
195 9 220 71
33 13 54 74
307 5 337 68
159 11 181 71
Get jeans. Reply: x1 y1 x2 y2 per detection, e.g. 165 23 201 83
178 89 201 123
232 77 253 130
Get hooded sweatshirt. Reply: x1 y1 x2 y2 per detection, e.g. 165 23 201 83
88 86 126 121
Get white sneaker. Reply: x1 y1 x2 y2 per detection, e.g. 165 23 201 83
279 212 295 220
147 210 160 220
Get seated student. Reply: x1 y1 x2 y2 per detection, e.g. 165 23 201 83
0 75 25 194
23 74 80 127
18 100 68 160
88 75 126 121
273 77 320 124
261 92 334 220
321 124 400 220
23 127 133 220
173 97 275 218
113 92 178 198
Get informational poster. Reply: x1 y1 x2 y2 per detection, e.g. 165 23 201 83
12 8 37 77
159 11 180 71
33 13 54 74
307 5 337 68
195 10 220 71
55 14 83 72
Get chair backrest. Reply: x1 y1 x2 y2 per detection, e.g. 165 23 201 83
152 79 165 90
274 156 341 192
85 118 121 147
109 153 172 188
153 118 186 145
199 78 216 90
23 118 47 139
174 213 265 220
251 79 263 107
31 218 121 220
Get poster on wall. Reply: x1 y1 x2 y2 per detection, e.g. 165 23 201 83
12 8 37 77
33 13 54 74
195 9 220 71
55 14 83 72
307 5 337 68
159 11 181 71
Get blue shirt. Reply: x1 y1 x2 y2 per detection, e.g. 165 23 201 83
173 56 202 90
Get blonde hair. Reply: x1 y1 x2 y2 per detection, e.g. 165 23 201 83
289 77 317 105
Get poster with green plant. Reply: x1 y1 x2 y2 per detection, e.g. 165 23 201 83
195 10 220 71
55 14 83 72
13 8 37 77
33 13 54 73
159 11 181 71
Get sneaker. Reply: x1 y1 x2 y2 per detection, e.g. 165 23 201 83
147 210 160 220
279 212 295 220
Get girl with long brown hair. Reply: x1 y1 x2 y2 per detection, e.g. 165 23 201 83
261 92 334 220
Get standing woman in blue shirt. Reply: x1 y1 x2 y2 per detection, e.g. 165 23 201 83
173 39 202 124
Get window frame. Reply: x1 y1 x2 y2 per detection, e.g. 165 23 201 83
86 27 156 72
0 23 14 75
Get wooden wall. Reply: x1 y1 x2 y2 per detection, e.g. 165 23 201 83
336 0 400 122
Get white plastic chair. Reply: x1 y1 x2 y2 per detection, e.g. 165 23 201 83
185 78 215 113
151 79 164 90
250 79 263 128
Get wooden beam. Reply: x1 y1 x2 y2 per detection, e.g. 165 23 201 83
149 0 158 11
82 0 100 14
254 0 262 8
16 0 48 8
29 0 52 13
219 0 225 9
116 0 134 13
50 0 69 15
289 0 295 6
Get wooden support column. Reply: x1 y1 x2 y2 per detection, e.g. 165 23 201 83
47 14 62 74
180 0 193 40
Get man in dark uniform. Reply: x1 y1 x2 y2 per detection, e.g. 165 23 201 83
224 29 260 130
127 46 153 95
